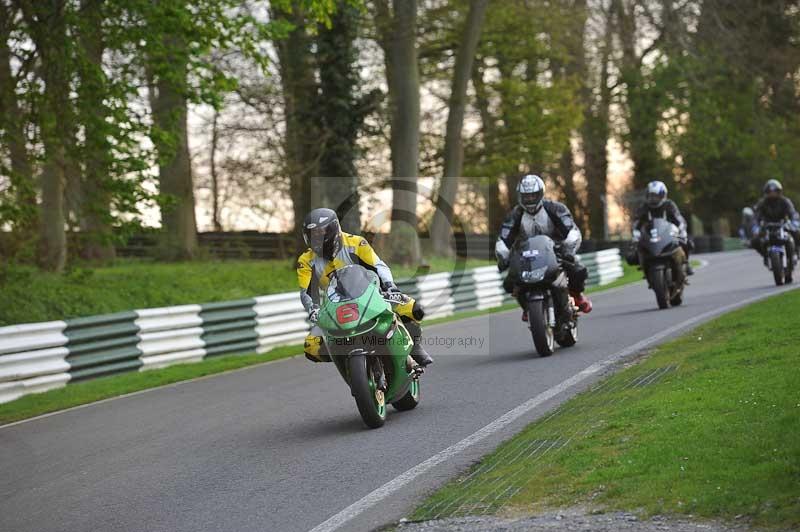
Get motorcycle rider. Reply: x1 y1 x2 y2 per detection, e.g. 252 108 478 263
630 180 694 276
738 206 757 246
297 208 433 367
494 174 593 322
753 179 799 263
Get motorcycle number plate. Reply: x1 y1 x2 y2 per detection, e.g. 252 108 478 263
522 250 539 258
336 304 360 323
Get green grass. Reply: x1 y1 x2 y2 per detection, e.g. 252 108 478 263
413 289 800 528
0 257 495 326
0 261 641 426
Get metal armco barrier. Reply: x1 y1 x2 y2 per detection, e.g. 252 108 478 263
0 249 624 404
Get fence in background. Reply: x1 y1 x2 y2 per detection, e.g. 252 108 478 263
0 249 624 404
117 231 635 261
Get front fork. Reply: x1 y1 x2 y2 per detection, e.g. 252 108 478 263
346 349 387 394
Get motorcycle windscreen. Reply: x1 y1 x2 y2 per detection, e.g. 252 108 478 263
326 264 378 302
511 235 558 283
642 218 678 256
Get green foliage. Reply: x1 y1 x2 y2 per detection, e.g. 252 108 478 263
659 1 800 223
462 1 582 180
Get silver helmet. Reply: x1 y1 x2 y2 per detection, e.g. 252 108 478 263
517 174 545 214
646 181 668 208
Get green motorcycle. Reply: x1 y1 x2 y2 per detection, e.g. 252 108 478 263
316 264 423 429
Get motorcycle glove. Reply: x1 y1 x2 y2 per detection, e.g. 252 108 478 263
308 306 320 324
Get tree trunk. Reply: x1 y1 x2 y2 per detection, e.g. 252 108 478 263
209 109 222 232
430 0 489 256
150 33 198 260
18 0 70 272
274 4 320 251
77 0 115 261
316 2 363 233
472 59 505 234
377 0 421 264
613 0 667 191
583 6 612 239
0 2 35 239
557 146 582 220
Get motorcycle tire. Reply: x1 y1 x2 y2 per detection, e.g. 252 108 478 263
770 251 785 286
528 299 554 357
650 267 670 310
349 355 386 429
392 379 420 411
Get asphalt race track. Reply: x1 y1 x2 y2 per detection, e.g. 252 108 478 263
1 251 794 532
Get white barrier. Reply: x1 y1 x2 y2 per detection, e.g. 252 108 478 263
0 249 625 404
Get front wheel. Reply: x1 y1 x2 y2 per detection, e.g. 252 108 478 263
528 299 554 357
650 267 670 309
770 251 785 286
392 379 420 411
349 355 386 429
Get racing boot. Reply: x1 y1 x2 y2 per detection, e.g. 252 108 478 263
570 291 593 314
521 310 528 322
404 320 433 367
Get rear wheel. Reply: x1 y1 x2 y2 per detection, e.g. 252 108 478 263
349 355 386 429
770 251 785 286
392 379 420 411
528 299 554 357
650 267 670 309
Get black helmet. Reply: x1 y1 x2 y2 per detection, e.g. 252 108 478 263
517 174 545 214
646 180 668 208
763 179 783 197
303 208 342 260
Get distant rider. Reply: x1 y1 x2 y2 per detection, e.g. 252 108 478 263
297 208 433 367
630 180 694 275
753 179 799 263
738 206 757 246
494 174 593 322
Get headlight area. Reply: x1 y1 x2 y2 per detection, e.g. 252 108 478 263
325 314 399 351
326 318 378 338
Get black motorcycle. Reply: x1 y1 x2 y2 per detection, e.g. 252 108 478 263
508 235 578 357
762 222 795 286
636 218 688 310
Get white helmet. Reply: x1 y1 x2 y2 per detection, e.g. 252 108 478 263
517 174 545 214
742 206 754 218
646 181 668 208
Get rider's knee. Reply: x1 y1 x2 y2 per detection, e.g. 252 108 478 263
304 335 329 362
396 297 425 322
412 300 425 321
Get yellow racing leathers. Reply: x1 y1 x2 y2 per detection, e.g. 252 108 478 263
297 233 426 362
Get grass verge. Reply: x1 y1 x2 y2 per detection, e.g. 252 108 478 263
0 257 497 326
0 263 641 426
412 289 800 528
